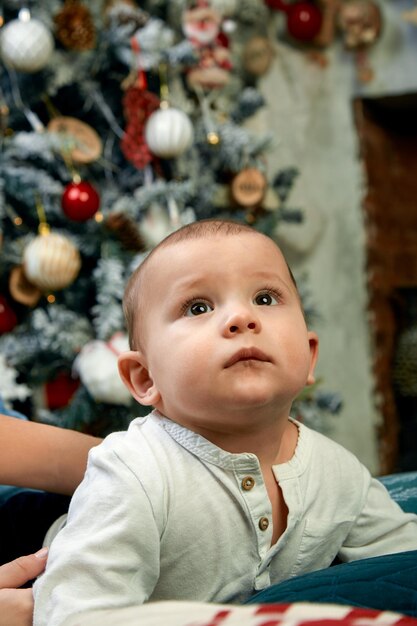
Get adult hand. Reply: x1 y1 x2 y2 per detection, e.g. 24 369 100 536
0 548 48 626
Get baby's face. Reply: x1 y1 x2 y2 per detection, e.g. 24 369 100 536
136 232 318 434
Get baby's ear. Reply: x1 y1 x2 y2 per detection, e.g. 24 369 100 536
118 351 160 406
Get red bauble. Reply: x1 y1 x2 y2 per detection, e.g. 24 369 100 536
0 295 18 334
62 181 100 222
286 2 322 41
45 371 80 410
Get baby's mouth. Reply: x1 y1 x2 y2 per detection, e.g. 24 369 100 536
224 348 271 368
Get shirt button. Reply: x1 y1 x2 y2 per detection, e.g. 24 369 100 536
241 476 255 491
258 517 269 531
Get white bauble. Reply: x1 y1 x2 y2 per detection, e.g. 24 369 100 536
145 107 194 159
0 18 54 73
73 333 132 406
23 232 81 292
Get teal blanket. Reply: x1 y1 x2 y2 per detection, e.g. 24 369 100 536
247 549 417 616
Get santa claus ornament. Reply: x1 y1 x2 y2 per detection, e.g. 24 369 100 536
183 2 221 45
182 1 233 90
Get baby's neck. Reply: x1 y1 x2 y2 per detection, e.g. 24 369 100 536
181 415 298 467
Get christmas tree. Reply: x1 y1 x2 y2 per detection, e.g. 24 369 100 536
0 0 341 437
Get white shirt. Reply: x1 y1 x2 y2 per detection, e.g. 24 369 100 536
33 412 417 626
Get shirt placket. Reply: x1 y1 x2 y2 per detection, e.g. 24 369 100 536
235 463 273 590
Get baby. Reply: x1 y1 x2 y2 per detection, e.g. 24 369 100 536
33 219 417 625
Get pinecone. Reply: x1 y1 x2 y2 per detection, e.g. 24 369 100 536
106 212 146 252
54 1 96 51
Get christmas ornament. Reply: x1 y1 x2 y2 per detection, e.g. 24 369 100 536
186 44 233 90
182 3 221 45
193 87 221 146
0 295 18 334
121 87 160 169
73 333 132 406
106 212 146 252
337 0 382 49
44 371 80 410
286 2 323 41
62 180 100 222
23 232 81 292
138 203 176 248
242 36 274 76
145 107 194 159
48 117 103 165
231 168 267 208
337 0 381 82
9 265 42 307
182 2 232 90
265 0 323 42
0 16 54 73
54 0 96 51
138 204 196 249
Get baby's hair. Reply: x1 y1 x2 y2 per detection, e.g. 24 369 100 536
123 219 298 350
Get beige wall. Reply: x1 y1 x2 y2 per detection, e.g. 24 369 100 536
248 39 381 473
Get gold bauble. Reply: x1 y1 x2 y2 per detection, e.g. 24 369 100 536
23 232 81 292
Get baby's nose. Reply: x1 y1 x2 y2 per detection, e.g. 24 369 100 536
223 309 261 336
229 321 257 333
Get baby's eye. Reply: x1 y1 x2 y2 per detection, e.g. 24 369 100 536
185 301 213 316
254 292 279 306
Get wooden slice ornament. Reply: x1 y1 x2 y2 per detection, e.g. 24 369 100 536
242 36 274 76
9 265 42 307
231 168 267 208
48 116 102 164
